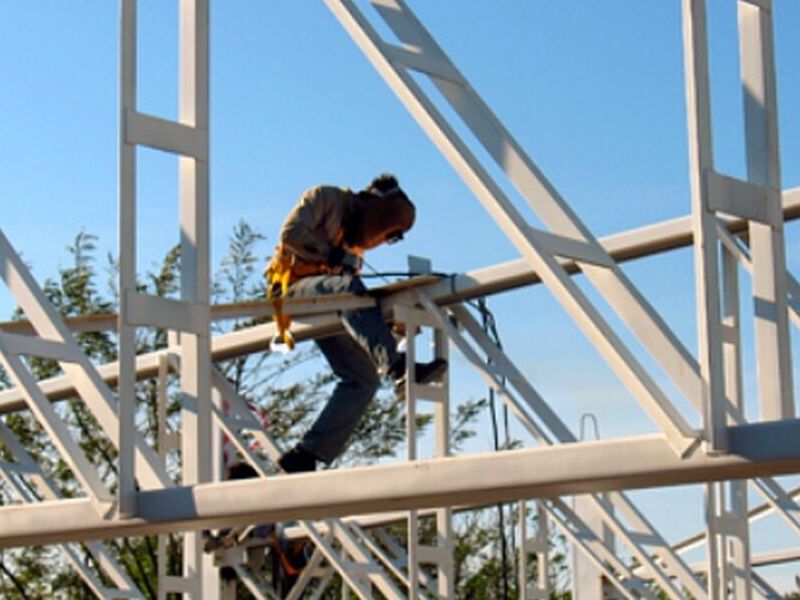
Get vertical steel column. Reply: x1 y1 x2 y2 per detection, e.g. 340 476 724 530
519 500 529 599
570 495 616 600
432 326 454 600
519 501 550 600
178 0 214 596
157 353 172 600
119 0 214 594
737 0 794 420
704 484 723 599
706 478 751 599
728 481 753 598
397 301 453 599
682 0 728 453
684 2 789 590
571 419 614 600
535 503 549 599
118 0 138 519
720 243 752 599
402 306 419 600
704 246 751 598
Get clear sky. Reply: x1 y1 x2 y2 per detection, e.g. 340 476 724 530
1 1 799 593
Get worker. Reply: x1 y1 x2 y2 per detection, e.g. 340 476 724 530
268 174 447 473
205 461 311 591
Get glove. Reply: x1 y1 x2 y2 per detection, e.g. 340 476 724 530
339 252 360 274
327 246 345 267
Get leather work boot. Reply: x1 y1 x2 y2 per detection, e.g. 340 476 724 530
390 355 448 392
278 445 318 474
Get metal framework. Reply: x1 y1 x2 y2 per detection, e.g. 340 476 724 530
0 0 797 598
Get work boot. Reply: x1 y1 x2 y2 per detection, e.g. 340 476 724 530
390 355 448 388
278 445 318 474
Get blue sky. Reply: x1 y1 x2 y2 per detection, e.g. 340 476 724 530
1 1 799 593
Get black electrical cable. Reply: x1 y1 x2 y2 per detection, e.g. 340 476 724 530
480 301 513 453
360 257 453 283
358 270 452 279
359 266 515 593
487 303 516 592
477 297 511 600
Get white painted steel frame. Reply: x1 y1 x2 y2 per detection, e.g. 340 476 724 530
682 0 729 455
209 370 406 600
118 0 214 596
118 0 138 521
697 225 800 565
0 338 113 515
717 241 752 598
683 2 792 596
519 501 550 600
3 224 792 596
156 352 176 600
0 223 186 520
325 0 702 457
0 421 143 599
441 302 705 599
0 198 796 596
0 191 797 370
329 0 793 597
396 299 454 599
568 495 636 600
646 480 800 590
0 232 174 499
738 0 794 422
0 420 799 549
178 1 214 595
4 0 796 596
4 196 800 417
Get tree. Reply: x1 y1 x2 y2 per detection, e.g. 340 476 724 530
0 224 568 598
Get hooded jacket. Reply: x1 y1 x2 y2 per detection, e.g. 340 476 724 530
276 185 362 272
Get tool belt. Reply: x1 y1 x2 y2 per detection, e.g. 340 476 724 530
265 251 328 351
266 235 364 350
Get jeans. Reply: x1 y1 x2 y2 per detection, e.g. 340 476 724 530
286 274 398 463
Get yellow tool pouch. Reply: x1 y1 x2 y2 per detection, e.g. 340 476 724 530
266 253 298 351
265 225 359 351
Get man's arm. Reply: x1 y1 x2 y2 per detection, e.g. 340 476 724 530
279 186 338 264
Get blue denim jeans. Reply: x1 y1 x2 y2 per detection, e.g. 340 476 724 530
286 274 399 463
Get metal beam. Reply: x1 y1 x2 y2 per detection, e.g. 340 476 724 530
0 189 797 416
0 420 798 548
1 188 797 341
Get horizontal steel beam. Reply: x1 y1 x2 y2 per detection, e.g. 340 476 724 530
750 548 800 568
0 292 374 336
2 187 798 337
427 186 799 305
0 420 798 548
0 189 798 416
0 315 340 412
671 482 800 558
687 548 800 573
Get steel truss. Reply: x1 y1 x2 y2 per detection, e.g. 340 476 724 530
0 421 143 599
0 0 797 598
119 0 214 596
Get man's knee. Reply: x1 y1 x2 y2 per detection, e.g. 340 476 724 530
356 369 380 398
345 275 367 295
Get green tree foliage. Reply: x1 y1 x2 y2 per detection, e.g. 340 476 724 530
0 224 569 598
452 506 570 600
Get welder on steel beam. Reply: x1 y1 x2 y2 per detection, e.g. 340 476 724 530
266 174 447 473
